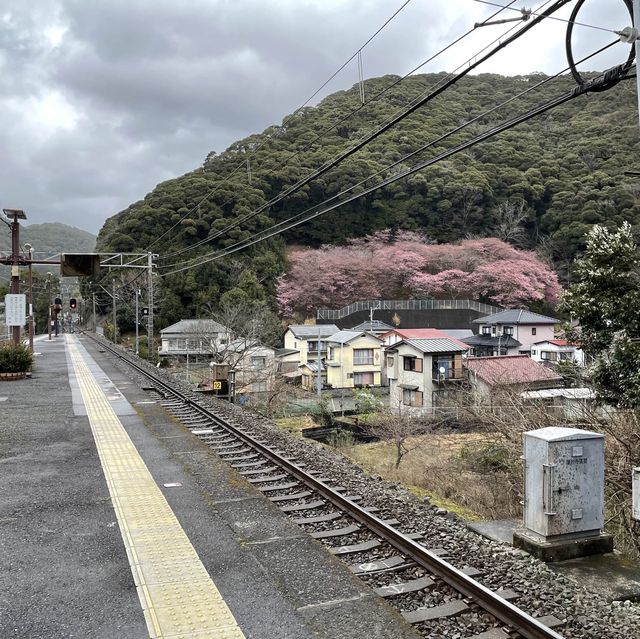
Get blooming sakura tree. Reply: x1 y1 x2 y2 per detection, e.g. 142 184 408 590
277 232 561 317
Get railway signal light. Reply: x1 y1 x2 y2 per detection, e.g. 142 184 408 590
142 307 149 316
70 298 77 310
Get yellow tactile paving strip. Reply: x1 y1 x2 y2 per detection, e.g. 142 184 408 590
67 337 246 639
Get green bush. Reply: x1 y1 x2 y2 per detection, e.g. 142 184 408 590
0 342 33 373
460 442 512 473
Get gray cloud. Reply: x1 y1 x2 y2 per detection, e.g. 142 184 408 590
0 0 633 235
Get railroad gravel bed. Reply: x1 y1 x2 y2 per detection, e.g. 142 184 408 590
111 349 640 639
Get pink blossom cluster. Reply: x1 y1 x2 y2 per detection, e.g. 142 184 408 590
276 232 561 316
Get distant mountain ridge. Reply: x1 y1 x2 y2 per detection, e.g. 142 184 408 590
0 222 96 256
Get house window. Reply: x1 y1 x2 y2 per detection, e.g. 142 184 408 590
251 356 266 368
503 326 513 336
177 338 186 349
532 327 537 335
354 372 374 386
531 349 537 355
251 381 268 392
403 356 423 372
559 352 572 361
482 326 491 335
354 348 374 365
540 351 557 361
402 389 423 407
387 356 394 368
491 326 496 335
294 342 297 349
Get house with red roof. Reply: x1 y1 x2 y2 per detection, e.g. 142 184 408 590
464 355 564 398
530 339 585 367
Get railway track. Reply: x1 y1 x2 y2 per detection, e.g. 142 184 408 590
85 332 567 639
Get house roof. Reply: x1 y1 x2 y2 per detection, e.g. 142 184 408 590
442 329 474 340
381 327 468 349
327 330 382 345
462 334 522 348
521 387 595 400
464 355 563 387
533 339 577 348
395 338 468 354
160 319 228 335
473 309 560 325
349 320 394 332
301 360 325 372
275 347 299 357
287 324 339 338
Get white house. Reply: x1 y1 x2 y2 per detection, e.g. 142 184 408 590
531 339 585 366
282 324 339 367
385 337 468 416
463 310 560 357
159 319 231 357
226 339 277 394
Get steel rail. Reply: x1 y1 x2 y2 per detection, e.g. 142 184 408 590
86 333 566 639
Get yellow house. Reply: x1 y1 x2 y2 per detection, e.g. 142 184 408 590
324 331 383 389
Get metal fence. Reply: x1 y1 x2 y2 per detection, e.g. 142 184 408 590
317 299 502 320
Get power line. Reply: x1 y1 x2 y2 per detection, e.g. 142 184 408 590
143 0 416 253
160 0 556 263
472 0 623 33
160 41 629 277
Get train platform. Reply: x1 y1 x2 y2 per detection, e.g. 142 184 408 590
0 334 420 639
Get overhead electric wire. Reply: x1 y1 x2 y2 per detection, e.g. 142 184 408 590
143 0 416 253
160 39 628 277
157 0 524 261
160 0 568 269
159 0 547 262
472 0 624 33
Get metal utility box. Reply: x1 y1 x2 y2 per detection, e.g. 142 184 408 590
522 427 605 542
633 468 640 522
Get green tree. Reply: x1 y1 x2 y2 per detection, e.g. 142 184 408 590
560 222 640 408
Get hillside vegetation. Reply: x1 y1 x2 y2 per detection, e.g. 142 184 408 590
95 72 640 327
0 222 96 256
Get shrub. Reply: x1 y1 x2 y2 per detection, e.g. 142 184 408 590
0 342 33 373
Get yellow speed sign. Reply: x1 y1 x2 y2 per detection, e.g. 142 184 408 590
213 381 222 390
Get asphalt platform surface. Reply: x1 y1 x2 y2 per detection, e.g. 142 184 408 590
0 334 420 639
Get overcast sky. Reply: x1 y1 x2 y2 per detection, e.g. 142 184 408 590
0 0 631 237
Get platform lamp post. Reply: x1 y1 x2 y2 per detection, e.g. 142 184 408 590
24 243 34 352
2 208 26 345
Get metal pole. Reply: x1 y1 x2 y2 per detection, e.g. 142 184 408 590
135 288 139 355
147 252 154 363
92 292 96 331
112 279 117 343
10 215 20 345
634 0 640 129
316 326 322 397
27 246 33 352
47 276 52 341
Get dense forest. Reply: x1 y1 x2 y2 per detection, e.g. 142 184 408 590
0 223 96 256
95 71 640 328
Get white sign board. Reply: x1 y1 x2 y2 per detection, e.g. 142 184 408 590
4 294 26 326
633 468 640 521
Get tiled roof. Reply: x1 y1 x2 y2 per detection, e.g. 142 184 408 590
327 330 382 344
161 319 228 335
382 328 468 349
533 339 579 348
474 309 560 325
402 338 468 354
349 320 394 332
464 355 563 387
287 324 339 338
462 335 521 348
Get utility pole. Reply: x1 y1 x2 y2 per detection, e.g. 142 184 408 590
135 288 140 355
112 279 117 344
92 292 96 331
24 243 34 352
5 209 26 345
316 326 322 398
147 252 154 363
634 1 640 129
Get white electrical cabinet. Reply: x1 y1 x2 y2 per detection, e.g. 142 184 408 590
522 427 605 542
633 468 640 522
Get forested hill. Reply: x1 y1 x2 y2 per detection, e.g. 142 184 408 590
1 222 96 255
96 71 640 325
